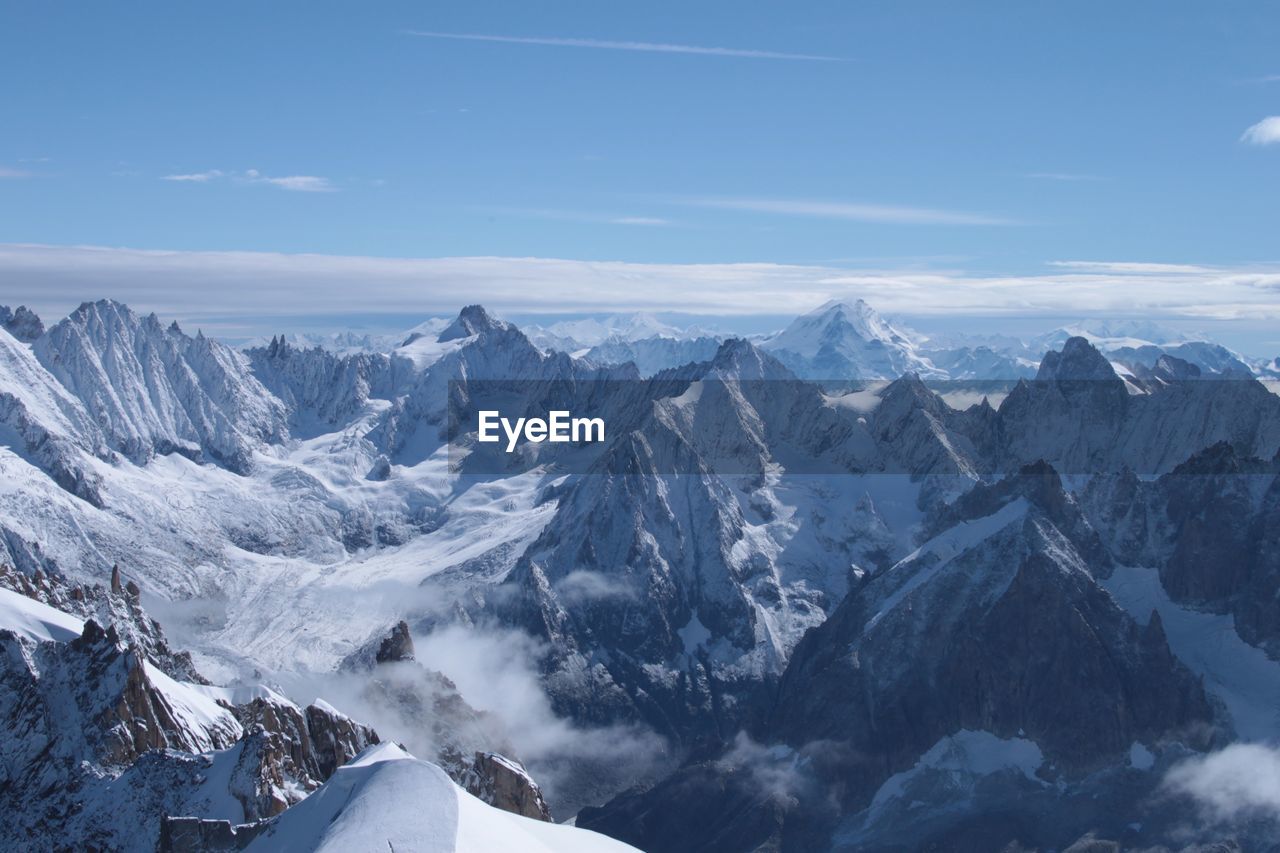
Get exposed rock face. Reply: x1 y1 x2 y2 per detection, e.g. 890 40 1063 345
306 701 380 779
1 614 241 794
0 574 379 851
1082 442 1280 657
375 619 415 663
439 303 507 342
159 817 267 853
0 304 45 342
244 336 405 436
463 752 553 821
6 301 1280 850
230 696 379 819
988 338 1280 476
339 620 553 818
0 562 206 682
582 466 1220 852
771 473 1213 800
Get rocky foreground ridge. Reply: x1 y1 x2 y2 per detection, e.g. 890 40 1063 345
0 565 561 852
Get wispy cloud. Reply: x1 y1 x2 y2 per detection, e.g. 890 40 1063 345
676 196 1019 226
486 206 673 227
1241 116 1280 145
1024 172 1105 182
0 167 34 179
609 216 670 226
244 170 335 192
1048 260 1220 275
3 244 1279 331
404 30 847 62
160 168 336 192
162 169 225 183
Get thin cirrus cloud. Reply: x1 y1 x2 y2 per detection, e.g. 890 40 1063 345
160 168 336 192
485 206 673 227
3 244 1280 337
0 167 33 179
675 196 1020 226
1241 116 1280 145
1024 172 1105 182
403 30 847 62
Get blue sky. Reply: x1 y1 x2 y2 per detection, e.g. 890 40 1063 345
2 2 1279 350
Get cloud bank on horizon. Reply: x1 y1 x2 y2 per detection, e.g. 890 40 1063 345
3 242 1279 339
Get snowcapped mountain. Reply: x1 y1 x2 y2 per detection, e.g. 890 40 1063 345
581 334 723 377
1034 317 1195 350
760 298 943 380
33 300 288 473
581 465 1218 851
2 296 1280 850
523 312 717 354
240 318 452 357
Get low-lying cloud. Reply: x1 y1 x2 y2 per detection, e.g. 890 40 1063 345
1163 743 1280 821
276 620 672 818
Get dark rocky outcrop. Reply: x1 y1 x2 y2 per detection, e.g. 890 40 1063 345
0 304 44 342
462 752 553 821
339 620 553 818
1081 442 1280 656
583 468 1220 852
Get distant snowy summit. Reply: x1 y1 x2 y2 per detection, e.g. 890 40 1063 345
220 297 1279 383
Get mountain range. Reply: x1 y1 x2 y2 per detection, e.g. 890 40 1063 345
1 295 1278 850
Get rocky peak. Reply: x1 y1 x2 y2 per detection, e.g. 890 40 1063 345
878 372 944 414
1153 353 1201 381
0 304 44 342
0 562 206 683
1167 439 1268 477
1036 336 1120 383
438 304 506 342
375 619 416 663
707 337 791 381
33 298 289 472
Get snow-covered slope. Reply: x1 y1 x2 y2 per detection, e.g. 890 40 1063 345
33 300 288 472
237 743 637 853
0 583 84 642
0 324 108 504
524 312 716 355
760 299 943 380
583 334 723 377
